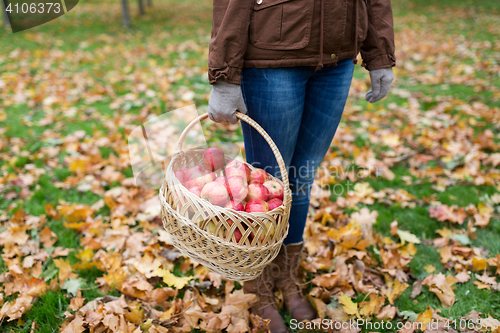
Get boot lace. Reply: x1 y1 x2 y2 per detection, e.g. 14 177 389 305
255 263 281 312
280 247 308 297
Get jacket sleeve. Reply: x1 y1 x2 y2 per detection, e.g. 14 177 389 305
360 0 396 71
208 0 254 85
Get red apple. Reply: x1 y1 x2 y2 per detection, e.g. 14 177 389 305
249 169 269 184
263 180 284 200
185 165 205 180
200 181 218 197
249 230 264 244
201 171 216 184
216 175 248 202
233 228 242 243
184 179 197 189
267 198 283 211
225 160 251 183
188 186 202 197
224 227 242 244
201 181 230 206
246 183 270 202
245 199 269 213
184 178 203 189
203 147 226 172
215 176 230 192
226 176 248 202
224 200 245 211
252 230 264 244
185 171 216 189
184 166 205 187
174 169 186 184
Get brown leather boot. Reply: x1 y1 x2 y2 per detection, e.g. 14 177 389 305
243 265 287 333
273 242 316 322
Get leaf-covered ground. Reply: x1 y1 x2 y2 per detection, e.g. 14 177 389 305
1 0 500 332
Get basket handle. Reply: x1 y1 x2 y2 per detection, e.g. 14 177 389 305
174 112 291 205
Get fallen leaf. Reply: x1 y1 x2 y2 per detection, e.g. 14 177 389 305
376 305 396 320
338 294 359 318
422 273 455 307
54 259 77 282
417 307 433 331
386 281 409 304
472 257 487 271
411 279 423 299
153 268 192 289
455 271 471 283
63 278 85 295
61 315 85 333
424 265 436 273
69 291 86 311
40 226 57 248
473 281 491 290
397 229 421 244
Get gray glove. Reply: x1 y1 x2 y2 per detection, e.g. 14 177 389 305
208 79 247 124
365 67 394 103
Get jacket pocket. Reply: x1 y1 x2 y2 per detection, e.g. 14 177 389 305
249 0 313 50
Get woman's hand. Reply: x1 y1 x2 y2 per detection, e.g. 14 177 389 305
208 79 247 124
365 67 394 103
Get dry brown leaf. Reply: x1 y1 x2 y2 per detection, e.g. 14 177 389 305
454 271 471 283
147 288 176 304
473 281 491 290
359 294 385 317
61 314 85 333
103 295 129 315
376 305 397 320
40 226 57 248
475 272 497 285
312 272 340 289
207 272 222 288
474 213 491 228
69 291 86 311
54 259 78 282
411 279 423 299
422 273 455 307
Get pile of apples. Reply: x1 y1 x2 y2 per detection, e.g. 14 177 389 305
172 147 284 244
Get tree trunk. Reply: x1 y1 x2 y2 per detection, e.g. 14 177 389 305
137 0 144 15
147 0 152 7
2 0 10 28
121 0 131 27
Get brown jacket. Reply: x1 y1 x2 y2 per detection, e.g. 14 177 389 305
208 0 396 85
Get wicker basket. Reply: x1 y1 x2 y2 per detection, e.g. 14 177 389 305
159 113 291 281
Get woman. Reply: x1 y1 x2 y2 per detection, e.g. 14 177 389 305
207 0 395 331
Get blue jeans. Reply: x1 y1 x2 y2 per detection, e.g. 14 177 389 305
240 58 355 245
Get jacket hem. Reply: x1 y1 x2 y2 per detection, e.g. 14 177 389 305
242 51 358 69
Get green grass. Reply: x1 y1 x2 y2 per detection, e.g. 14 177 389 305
1 291 70 333
10 174 102 215
409 244 444 280
473 218 500 256
395 277 500 320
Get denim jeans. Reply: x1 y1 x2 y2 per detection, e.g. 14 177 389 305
240 58 355 245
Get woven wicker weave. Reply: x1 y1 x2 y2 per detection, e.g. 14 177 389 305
159 113 291 281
